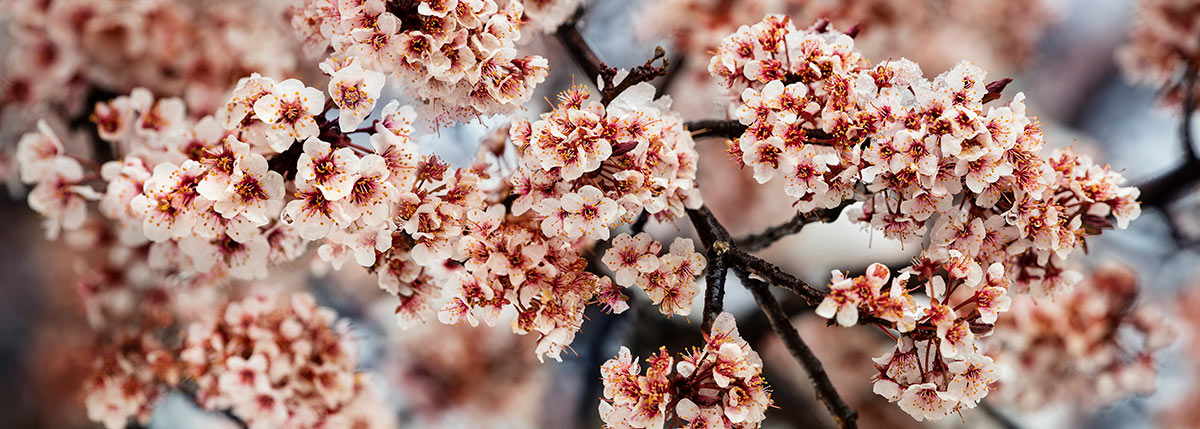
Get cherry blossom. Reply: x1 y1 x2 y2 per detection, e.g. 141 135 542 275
601 232 662 286
252 78 325 151
15 120 64 183
325 60 385 132
212 147 284 225
296 137 362 201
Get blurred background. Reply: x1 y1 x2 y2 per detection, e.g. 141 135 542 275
0 0 1197 427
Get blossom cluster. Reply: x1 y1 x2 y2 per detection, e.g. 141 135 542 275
0 0 298 116
813 260 1005 421
20 55 655 368
709 15 1141 420
30 70 487 302
442 204 616 362
509 82 702 236
987 265 1175 410
181 292 391 428
602 232 707 317
290 0 549 128
714 16 1140 296
599 313 772 428
1118 0 1200 103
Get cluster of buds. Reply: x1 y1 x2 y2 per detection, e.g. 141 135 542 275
602 233 707 317
1118 0 1200 103
291 0 549 128
181 292 390 428
509 81 702 235
599 313 772 428
443 204 613 362
988 265 1175 410
0 0 298 115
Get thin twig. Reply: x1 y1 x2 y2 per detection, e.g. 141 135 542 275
554 9 670 105
739 271 858 429
735 201 854 251
686 206 826 304
725 250 826 304
1136 65 1200 209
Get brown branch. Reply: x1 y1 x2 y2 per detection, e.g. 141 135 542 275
739 271 858 429
735 201 855 251
701 249 727 332
554 9 670 105
1134 158 1200 208
1133 65 1200 209
630 210 650 234
687 206 826 305
685 119 748 140
725 250 826 304
683 119 840 146
554 9 604 83
1181 63 1198 160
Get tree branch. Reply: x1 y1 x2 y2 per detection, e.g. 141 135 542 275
1131 65 1200 209
1134 158 1200 208
739 271 858 429
554 9 670 105
1181 64 1198 161
554 10 603 83
701 249 727 332
725 250 826 304
686 206 827 305
735 201 855 251
685 119 748 140
655 53 687 99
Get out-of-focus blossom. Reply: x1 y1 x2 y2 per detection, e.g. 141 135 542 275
988 264 1174 410
182 292 388 428
1118 0 1200 105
